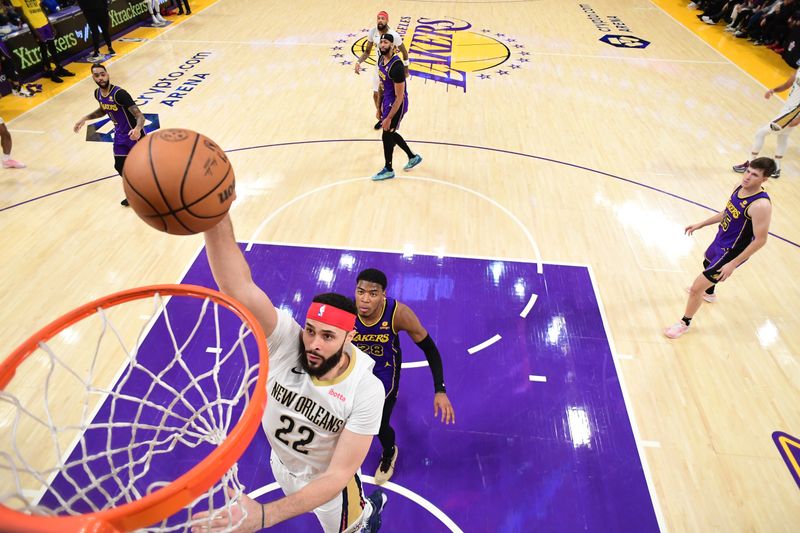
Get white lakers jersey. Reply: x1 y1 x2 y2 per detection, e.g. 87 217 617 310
262 309 385 478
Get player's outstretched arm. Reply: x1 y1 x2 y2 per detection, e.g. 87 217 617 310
259 429 373 528
766 70 797 98
685 210 724 235
395 303 456 424
73 107 105 133
203 214 279 337
355 41 374 74
190 431 373 532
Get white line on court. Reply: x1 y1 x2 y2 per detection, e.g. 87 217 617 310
248 476 464 532
206 347 222 354
243 239 550 267
401 360 430 369
467 334 502 355
528 375 547 383
586 265 668 532
244 175 544 276
159 39 333 46
520 293 538 318
519 50 728 65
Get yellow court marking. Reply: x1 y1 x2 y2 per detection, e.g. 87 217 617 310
0 0 220 122
778 434 800 475
652 0 795 93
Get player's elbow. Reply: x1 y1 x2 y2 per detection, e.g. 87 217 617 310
215 269 256 300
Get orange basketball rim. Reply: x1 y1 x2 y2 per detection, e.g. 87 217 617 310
0 284 269 533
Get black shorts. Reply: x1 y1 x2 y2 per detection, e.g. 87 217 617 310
701 253 744 284
382 101 407 131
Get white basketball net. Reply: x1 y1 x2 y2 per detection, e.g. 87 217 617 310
0 291 262 532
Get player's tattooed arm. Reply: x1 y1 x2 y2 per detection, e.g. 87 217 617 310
127 105 146 140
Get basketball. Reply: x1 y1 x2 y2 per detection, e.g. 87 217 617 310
122 129 236 235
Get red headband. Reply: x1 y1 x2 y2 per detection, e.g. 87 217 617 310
306 302 356 332
378 10 388 20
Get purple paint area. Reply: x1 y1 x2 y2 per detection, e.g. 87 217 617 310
43 244 658 532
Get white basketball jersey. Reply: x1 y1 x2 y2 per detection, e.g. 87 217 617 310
262 309 385 478
786 73 800 108
368 26 402 60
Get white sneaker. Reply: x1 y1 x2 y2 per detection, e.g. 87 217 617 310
156 14 167 24
687 2 698 9
701 16 715 25
3 158 26 169
664 322 689 339
151 16 165 26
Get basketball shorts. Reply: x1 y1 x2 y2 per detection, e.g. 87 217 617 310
381 99 407 131
113 131 144 157
770 99 800 131
702 247 747 283
374 363 400 398
113 141 135 157
270 451 373 532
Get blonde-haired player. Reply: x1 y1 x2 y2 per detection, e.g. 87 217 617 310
192 215 388 533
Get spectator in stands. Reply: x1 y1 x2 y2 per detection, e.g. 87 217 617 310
77 0 115 60
9 0 75 83
175 0 191 16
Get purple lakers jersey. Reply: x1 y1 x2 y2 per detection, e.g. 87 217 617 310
378 54 408 109
706 185 770 260
94 85 139 140
353 298 401 395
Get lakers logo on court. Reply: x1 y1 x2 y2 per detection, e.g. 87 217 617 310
333 16 528 92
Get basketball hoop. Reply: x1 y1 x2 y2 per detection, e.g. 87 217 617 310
0 285 268 532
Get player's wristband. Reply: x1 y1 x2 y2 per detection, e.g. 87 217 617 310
403 59 410 67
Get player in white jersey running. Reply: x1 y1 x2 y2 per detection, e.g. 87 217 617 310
732 68 800 179
354 10 409 130
192 214 387 533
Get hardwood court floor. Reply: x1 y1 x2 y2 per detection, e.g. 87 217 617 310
1 1 798 531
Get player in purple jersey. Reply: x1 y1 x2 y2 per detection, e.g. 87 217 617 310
354 10 409 130
371 33 422 182
73 64 145 207
353 269 455 484
664 157 775 339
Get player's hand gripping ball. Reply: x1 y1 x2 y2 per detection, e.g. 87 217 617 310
122 128 236 235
